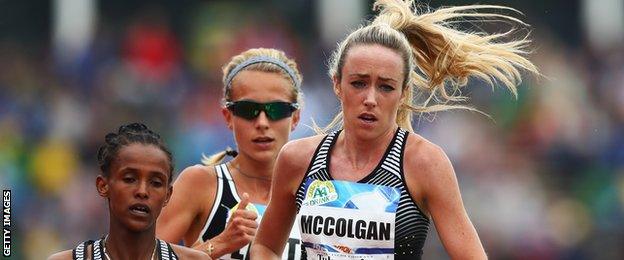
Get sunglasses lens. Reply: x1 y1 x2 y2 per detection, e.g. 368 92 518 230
227 101 297 121
265 102 296 120
228 101 260 120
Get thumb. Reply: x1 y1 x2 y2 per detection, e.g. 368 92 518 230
238 192 250 210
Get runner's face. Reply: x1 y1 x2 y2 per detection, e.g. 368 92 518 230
334 44 405 139
223 70 300 163
97 143 172 233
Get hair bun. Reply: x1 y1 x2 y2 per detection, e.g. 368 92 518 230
104 133 118 144
98 122 173 181
119 123 148 134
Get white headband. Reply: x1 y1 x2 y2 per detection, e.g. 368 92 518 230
224 56 300 89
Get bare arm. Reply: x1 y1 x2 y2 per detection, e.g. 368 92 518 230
251 138 318 259
47 250 72 260
405 136 486 259
157 165 213 244
158 164 260 258
171 244 212 259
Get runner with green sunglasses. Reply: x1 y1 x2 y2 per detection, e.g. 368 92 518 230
157 48 304 260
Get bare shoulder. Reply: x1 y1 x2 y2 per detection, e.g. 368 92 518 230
47 250 73 260
404 132 454 183
158 163 217 241
273 134 327 193
279 134 326 170
174 164 217 191
171 243 212 259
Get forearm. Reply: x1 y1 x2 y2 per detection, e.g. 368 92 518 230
444 222 486 260
250 243 281 260
194 235 234 259
448 246 487 260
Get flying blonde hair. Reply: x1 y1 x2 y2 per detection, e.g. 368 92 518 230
318 0 539 133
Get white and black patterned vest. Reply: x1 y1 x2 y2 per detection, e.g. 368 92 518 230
72 237 179 260
295 128 430 259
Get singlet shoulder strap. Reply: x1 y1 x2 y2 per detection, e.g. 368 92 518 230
156 239 179 260
91 238 105 260
379 128 408 179
305 130 341 177
72 240 94 260
196 163 226 242
219 163 242 202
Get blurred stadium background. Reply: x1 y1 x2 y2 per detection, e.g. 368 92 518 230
0 0 623 259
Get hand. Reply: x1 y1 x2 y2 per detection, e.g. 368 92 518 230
202 193 258 257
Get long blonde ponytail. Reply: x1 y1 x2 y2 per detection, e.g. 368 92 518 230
322 0 539 133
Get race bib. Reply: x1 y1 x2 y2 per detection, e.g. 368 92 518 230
299 179 400 260
222 203 302 260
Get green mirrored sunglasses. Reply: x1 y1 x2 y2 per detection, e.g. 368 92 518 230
225 100 299 121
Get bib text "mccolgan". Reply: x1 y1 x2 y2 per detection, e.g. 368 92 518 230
300 215 391 241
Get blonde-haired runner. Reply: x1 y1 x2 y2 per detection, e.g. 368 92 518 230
252 0 538 259
157 48 303 259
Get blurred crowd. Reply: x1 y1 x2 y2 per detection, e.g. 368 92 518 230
0 1 623 259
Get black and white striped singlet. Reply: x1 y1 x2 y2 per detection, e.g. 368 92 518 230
295 128 430 259
71 237 178 260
